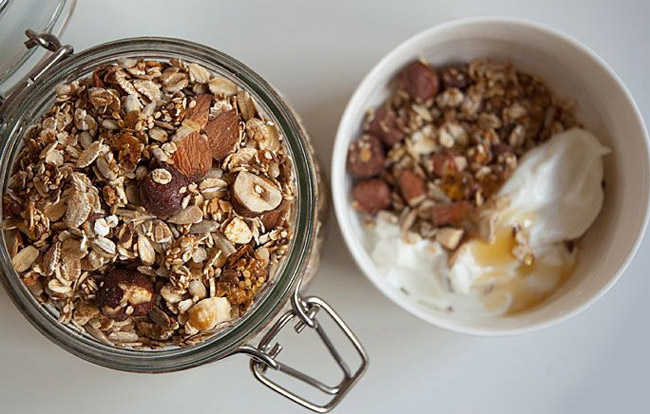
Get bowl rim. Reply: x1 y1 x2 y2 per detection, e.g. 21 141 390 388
331 16 650 336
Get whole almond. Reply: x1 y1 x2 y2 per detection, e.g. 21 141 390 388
204 109 239 161
172 131 212 181
183 94 212 130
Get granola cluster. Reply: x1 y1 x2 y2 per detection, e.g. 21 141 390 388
347 58 580 251
4 58 295 348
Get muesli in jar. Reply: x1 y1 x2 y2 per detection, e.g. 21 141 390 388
4 58 296 348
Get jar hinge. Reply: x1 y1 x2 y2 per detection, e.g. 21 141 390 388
0 31 74 122
231 281 368 412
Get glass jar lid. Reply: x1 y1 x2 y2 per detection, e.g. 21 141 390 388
0 0 76 97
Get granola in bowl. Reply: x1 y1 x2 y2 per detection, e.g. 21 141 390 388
346 58 609 318
4 58 296 348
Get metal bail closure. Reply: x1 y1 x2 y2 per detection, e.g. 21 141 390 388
234 284 368 412
0 30 73 117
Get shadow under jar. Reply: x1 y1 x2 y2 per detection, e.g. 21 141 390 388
0 34 366 413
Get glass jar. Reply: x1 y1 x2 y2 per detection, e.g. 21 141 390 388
0 32 366 412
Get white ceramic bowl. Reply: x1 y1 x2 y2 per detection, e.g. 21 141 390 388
332 17 650 335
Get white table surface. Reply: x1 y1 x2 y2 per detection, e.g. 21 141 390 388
1 1 649 413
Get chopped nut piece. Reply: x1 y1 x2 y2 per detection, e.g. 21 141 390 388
190 220 220 234
188 297 232 332
431 153 458 177
188 279 207 300
435 227 465 250
261 199 291 230
224 217 253 244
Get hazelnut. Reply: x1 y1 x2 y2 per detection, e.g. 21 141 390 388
230 171 282 216
367 105 404 147
396 60 440 103
351 178 391 215
346 135 385 179
96 269 155 321
139 166 188 218
396 170 427 206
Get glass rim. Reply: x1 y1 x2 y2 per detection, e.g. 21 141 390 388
0 36 318 372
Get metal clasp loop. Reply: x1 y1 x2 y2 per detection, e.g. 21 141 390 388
24 30 64 52
234 289 368 412
0 31 74 118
